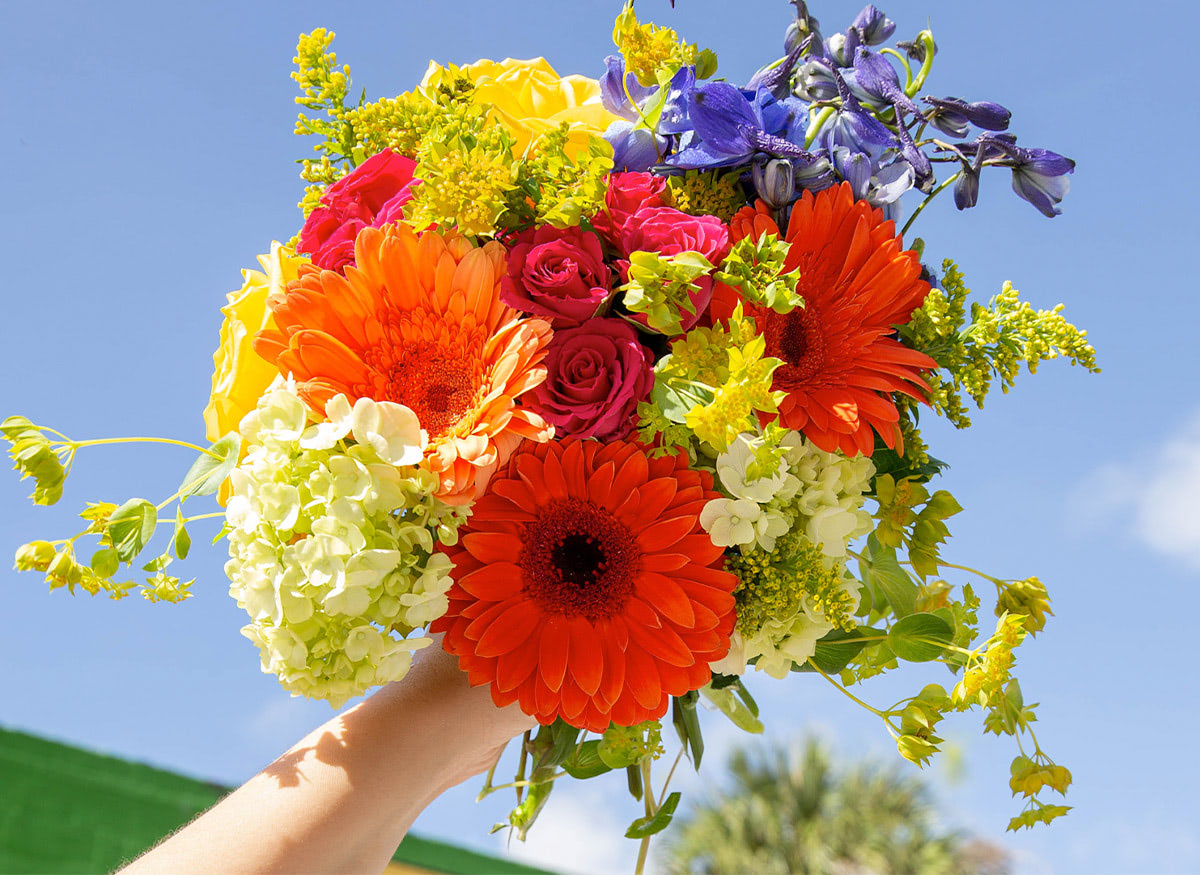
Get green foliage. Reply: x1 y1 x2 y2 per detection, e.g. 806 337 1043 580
511 127 613 229
701 680 764 734
639 310 784 453
625 791 681 839
671 691 704 768
561 741 612 780
4 417 212 605
794 627 883 675
887 612 954 662
903 260 1100 428
3 415 68 505
872 475 962 578
714 233 803 313
107 499 157 562
178 434 241 501
621 250 715 335
599 721 664 769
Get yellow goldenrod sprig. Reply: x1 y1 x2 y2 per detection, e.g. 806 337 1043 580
903 259 1099 428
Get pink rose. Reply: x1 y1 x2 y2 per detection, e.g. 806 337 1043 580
618 206 731 333
500 226 613 326
619 205 731 263
531 318 654 441
592 172 669 245
298 149 418 273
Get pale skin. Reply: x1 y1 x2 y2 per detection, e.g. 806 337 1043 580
120 639 536 874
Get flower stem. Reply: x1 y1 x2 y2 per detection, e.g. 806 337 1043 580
634 756 657 875
810 662 887 718
805 105 836 150
66 436 219 458
905 31 937 98
900 171 960 238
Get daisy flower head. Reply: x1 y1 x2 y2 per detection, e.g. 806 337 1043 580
716 183 937 457
254 224 554 504
431 439 739 731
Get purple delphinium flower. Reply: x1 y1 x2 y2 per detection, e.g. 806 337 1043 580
952 134 1075 216
851 5 896 45
600 56 655 120
1006 147 1076 217
668 82 815 169
746 39 806 100
852 47 922 116
924 96 1011 138
814 68 896 160
605 121 666 173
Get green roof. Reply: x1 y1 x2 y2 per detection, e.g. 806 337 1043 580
0 726 554 875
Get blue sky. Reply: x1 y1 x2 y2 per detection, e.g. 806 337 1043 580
2 1 1197 872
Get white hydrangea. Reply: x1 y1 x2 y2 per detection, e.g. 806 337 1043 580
225 381 465 709
703 429 875 557
705 427 876 677
779 431 875 559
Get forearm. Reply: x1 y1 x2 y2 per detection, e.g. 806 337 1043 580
122 642 534 874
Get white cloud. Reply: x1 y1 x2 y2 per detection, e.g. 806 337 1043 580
1071 410 1200 570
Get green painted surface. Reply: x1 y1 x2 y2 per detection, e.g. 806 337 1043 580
0 726 554 875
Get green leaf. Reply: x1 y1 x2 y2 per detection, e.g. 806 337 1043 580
861 540 918 618
545 721 582 769
701 684 763 734
173 509 191 560
178 434 241 501
888 612 954 662
672 693 704 769
562 741 613 780
734 679 759 718
107 499 158 562
795 627 885 674
142 553 172 573
89 548 119 579
625 792 682 839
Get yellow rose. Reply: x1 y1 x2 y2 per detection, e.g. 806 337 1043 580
202 242 308 441
422 57 618 157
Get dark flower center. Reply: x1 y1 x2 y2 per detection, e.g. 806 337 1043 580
520 498 639 620
766 306 825 384
365 335 482 440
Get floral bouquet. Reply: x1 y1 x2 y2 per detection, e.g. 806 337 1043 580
5 1 1096 862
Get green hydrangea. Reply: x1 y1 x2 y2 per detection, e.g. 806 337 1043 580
225 381 466 708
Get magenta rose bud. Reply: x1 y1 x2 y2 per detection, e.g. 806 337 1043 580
592 171 670 245
500 226 613 326
618 206 732 333
531 318 654 441
298 149 418 273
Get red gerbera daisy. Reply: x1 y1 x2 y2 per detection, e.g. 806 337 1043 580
431 439 738 731
715 183 937 457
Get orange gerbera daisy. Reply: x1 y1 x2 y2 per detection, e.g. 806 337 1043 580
430 439 738 731
717 183 936 457
254 224 553 504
